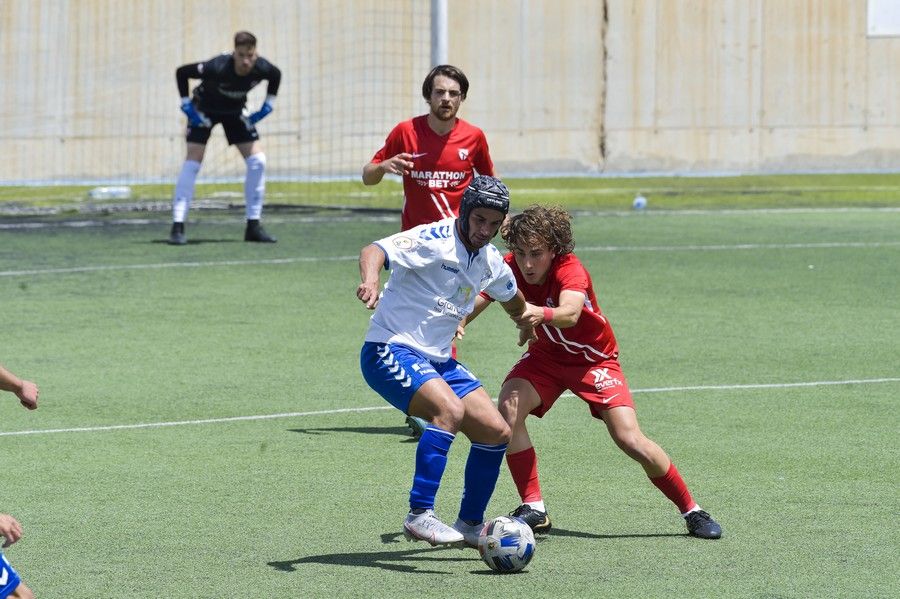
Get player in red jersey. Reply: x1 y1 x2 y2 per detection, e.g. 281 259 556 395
362 64 494 231
363 65 494 436
464 205 723 540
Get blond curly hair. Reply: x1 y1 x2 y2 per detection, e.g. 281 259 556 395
500 204 574 255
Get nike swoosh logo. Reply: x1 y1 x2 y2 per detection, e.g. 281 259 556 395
411 152 428 158
603 393 620 404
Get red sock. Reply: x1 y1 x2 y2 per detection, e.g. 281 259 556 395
649 462 696 514
506 447 542 503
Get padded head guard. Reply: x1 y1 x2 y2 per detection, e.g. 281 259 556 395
458 175 510 238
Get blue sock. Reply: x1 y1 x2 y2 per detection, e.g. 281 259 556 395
458 442 508 522
409 425 455 510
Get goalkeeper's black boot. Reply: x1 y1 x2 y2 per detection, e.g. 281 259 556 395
245 220 277 243
168 222 187 246
684 509 722 539
509 504 552 533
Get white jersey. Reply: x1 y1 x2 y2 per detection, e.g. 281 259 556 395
365 217 518 362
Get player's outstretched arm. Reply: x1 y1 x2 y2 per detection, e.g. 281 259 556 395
0 513 23 548
457 294 492 340
0 364 38 410
357 244 386 309
499 292 539 346
362 153 415 185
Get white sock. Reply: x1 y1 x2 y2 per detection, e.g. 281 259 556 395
172 160 201 222
244 152 266 220
682 505 701 518
526 500 546 512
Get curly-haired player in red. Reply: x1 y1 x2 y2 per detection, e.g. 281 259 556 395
464 205 722 539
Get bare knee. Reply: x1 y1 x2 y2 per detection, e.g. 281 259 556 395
428 399 465 433
610 427 652 460
490 419 512 445
498 386 538 429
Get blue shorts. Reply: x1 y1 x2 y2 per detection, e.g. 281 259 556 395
360 342 483 413
0 553 21 599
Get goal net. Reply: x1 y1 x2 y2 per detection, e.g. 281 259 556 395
1 1 431 201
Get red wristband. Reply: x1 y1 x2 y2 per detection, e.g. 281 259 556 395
542 307 553 323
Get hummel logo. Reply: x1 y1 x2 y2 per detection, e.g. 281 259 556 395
411 152 428 158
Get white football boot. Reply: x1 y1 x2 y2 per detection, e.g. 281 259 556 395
452 518 484 548
403 510 464 547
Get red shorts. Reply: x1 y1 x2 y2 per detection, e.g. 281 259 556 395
504 350 635 420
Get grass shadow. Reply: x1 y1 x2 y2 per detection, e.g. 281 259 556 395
150 238 241 245
549 527 685 540
269 543 476 575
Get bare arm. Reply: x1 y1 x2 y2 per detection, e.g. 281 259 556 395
549 289 586 328
499 290 540 346
362 153 415 185
0 513 23 548
0 364 38 410
464 294 492 326
356 244 387 309
455 293 492 340
515 289 586 330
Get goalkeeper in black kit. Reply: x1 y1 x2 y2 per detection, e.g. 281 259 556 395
169 30 281 245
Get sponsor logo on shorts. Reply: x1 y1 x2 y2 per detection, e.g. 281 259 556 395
591 367 622 392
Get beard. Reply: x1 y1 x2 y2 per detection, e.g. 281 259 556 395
431 104 458 122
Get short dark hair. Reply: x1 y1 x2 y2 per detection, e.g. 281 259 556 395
234 31 257 48
422 65 469 100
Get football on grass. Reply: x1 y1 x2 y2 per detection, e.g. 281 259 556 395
477 515 536 573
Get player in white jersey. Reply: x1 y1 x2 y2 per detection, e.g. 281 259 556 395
0 363 38 599
357 176 544 547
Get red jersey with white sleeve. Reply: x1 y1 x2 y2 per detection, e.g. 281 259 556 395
508 252 620 364
370 115 494 230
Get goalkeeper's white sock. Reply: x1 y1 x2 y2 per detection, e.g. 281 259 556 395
172 160 201 222
244 152 266 220
526 500 546 512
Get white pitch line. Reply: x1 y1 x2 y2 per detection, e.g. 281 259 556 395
626 377 900 393
0 255 357 277
578 241 900 253
0 406 392 437
1 377 896 438
2 240 897 278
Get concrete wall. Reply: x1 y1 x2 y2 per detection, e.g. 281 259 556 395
1 0 897 182
605 0 900 173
